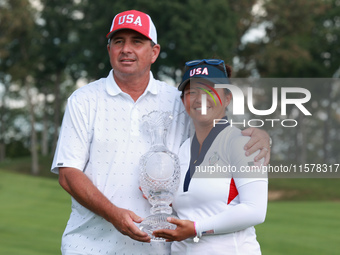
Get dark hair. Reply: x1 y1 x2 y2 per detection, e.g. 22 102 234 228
225 64 232 78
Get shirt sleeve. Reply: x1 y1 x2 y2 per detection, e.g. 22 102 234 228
51 93 92 174
229 134 267 187
195 180 268 236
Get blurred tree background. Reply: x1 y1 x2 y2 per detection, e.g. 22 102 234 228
0 0 339 175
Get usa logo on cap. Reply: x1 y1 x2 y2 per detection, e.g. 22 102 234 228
189 67 209 77
106 10 157 44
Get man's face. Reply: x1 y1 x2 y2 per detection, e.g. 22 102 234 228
107 29 160 80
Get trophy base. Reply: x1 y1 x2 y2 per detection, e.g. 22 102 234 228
139 213 178 242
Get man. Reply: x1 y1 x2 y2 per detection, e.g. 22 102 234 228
51 10 271 255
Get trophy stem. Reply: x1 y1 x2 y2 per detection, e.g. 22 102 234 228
150 202 172 215
139 213 179 242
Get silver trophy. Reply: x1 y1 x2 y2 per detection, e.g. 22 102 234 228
139 111 180 241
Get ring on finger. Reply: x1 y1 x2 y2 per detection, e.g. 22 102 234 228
262 147 269 152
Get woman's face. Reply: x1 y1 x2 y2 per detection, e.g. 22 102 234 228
182 80 232 127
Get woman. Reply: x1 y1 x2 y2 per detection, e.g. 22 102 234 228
153 59 268 255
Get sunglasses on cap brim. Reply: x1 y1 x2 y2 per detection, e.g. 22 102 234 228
185 59 225 66
184 59 227 73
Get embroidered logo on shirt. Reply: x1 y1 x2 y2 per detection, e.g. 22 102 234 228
57 163 64 166
209 152 219 165
202 229 215 235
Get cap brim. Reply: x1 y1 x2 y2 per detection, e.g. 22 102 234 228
106 28 153 42
178 77 230 91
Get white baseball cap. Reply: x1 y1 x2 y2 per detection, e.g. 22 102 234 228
106 10 157 44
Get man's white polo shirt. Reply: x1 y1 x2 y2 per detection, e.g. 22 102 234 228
51 70 189 255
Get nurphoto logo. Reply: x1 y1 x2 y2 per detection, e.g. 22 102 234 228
198 83 312 128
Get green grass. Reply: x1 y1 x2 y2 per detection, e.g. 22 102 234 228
268 178 340 201
0 169 70 255
257 201 340 255
1 161 340 254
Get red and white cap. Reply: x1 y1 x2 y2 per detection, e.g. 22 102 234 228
106 10 157 44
